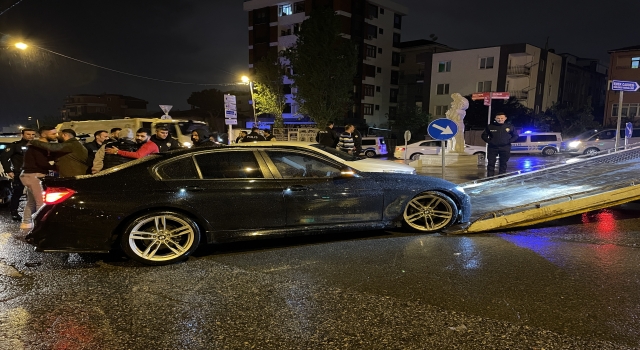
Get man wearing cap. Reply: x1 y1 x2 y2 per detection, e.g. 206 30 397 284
29 128 89 177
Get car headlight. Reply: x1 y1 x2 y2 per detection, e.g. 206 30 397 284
568 141 581 148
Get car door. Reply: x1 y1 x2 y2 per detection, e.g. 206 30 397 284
154 149 286 231
259 149 383 226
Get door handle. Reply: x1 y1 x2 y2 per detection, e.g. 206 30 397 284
287 185 308 192
183 186 205 192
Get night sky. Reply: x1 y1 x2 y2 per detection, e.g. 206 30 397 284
0 0 637 127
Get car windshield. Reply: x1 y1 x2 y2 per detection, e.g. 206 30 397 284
310 144 361 161
572 129 600 140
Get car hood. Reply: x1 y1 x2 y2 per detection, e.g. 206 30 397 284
345 158 416 174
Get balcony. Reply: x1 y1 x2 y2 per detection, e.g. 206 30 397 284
507 65 531 76
509 90 529 100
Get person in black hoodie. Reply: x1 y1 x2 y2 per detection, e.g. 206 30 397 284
242 127 266 142
315 121 339 148
191 129 216 147
481 112 519 177
91 128 140 173
150 125 181 152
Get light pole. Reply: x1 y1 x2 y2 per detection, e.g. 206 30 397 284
241 76 257 126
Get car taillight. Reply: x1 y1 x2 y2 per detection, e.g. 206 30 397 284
397 147 405 151
43 187 76 205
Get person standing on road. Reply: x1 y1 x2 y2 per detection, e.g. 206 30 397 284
92 128 139 173
109 128 122 142
337 125 355 153
235 131 247 143
351 126 363 156
19 126 57 229
481 112 519 177
84 130 109 173
263 129 276 141
191 129 216 148
315 121 339 148
106 128 159 159
242 127 266 142
29 129 89 177
1 128 36 221
150 125 181 152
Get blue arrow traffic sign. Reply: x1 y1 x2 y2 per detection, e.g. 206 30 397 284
611 80 640 92
427 118 458 141
626 122 633 138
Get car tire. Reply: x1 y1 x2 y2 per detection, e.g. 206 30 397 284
584 147 600 155
121 211 201 266
403 191 458 233
473 151 486 157
409 153 422 161
365 150 376 158
542 147 556 156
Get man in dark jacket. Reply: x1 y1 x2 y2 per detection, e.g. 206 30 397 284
191 129 216 147
315 121 339 148
0 128 36 220
84 130 109 173
481 112 519 177
351 126 363 155
242 127 266 142
150 125 181 152
92 128 140 173
263 129 276 141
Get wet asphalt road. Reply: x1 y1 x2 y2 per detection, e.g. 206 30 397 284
1 154 640 349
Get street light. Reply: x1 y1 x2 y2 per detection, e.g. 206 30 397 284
241 75 257 125
14 42 28 50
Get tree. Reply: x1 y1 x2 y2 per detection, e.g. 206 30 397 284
544 100 600 137
389 106 432 141
253 50 287 128
462 95 531 129
187 89 225 130
285 6 358 129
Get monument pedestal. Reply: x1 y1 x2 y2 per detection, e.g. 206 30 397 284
409 152 482 168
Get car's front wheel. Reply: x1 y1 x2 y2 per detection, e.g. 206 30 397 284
365 150 376 158
121 211 201 265
403 191 458 233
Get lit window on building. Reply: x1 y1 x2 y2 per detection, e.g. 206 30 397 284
632 57 639 69
279 4 292 16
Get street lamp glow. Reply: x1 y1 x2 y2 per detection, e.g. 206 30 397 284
15 42 28 50
241 76 249 83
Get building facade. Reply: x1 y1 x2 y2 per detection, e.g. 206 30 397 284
397 40 455 115
60 94 148 120
429 44 562 118
557 53 608 123
243 0 408 127
604 45 640 126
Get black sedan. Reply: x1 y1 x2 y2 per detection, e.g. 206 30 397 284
26 144 471 265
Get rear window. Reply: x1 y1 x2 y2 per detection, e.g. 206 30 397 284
362 140 376 146
157 157 199 179
194 151 264 179
530 135 557 142
514 136 527 143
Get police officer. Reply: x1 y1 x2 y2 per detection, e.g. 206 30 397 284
481 112 519 177
315 121 339 148
242 127 266 142
150 125 182 152
0 128 37 220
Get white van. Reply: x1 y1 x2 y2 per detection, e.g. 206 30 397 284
511 132 563 156
57 118 207 147
562 128 640 155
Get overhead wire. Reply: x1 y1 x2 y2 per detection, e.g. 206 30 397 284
0 0 24 17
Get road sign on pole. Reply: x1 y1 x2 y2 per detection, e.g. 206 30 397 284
428 119 459 179
625 122 633 149
611 80 640 92
403 130 411 162
225 94 238 144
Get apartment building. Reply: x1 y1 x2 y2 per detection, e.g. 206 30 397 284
429 44 562 118
397 39 455 115
243 0 408 127
557 53 608 122
60 94 148 120
604 45 640 126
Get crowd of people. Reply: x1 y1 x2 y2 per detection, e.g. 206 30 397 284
315 121 363 155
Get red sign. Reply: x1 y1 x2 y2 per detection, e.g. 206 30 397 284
491 92 510 99
472 92 489 100
484 96 491 106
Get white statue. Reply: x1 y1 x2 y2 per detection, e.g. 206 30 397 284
445 93 469 153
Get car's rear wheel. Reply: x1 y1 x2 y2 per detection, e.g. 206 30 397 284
121 211 201 265
542 147 556 156
584 147 600 155
403 191 458 233
365 150 376 158
410 153 422 161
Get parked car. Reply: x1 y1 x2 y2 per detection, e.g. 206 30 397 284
511 131 562 156
360 136 387 157
26 144 471 265
562 129 640 155
394 140 486 160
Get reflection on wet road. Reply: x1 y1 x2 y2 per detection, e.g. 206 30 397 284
0 189 639 348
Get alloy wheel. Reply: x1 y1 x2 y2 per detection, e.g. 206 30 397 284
403 192 456 232
126 214 196 263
